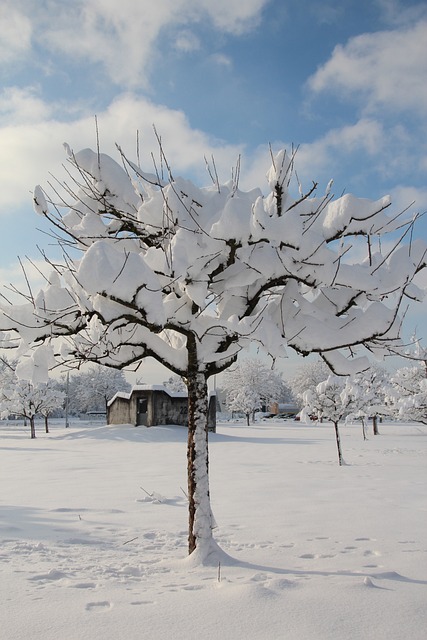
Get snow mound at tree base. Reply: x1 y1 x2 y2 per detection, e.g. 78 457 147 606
182 537 240 568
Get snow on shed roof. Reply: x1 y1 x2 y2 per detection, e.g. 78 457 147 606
108 384 216 407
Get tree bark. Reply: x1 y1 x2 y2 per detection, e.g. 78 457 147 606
30 416 36 439
333 420 343 466
361 417 367 441
372 415 379 435
186 334 213 556
45 415 49 434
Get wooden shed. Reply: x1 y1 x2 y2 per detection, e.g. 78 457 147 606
107 385 216 432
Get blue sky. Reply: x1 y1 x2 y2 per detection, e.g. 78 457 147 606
0 0 426 377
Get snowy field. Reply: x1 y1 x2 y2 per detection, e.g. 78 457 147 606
1 417 426 640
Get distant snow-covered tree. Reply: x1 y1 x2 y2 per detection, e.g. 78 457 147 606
60 373 81 416
0 357 16 391
302 374 357 465
222 358 284 424
38 380 66 433
163 375 187 393
1 140 426 557
66 366 131 414
0 358 17 416
346 364 391 436
290 361 331 410
0 369 42 439
388 365 427 424
402 333 427 376
1 359 65 437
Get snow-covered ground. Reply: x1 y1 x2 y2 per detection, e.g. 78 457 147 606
1 417 426 640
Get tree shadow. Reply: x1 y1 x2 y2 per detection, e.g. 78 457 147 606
0 504 120 544
186 540 427 586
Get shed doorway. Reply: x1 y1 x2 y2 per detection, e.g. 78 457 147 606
137 397 148 426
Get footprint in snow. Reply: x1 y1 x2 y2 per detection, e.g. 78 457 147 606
72 582 97 589
29 569 68 582
85 601 112 612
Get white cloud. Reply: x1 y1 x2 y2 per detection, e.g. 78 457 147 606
174 30 200 53
233 119 389 196
3 0 269 88
388 185 427 218
196 0 268 35
241 118 427 207
210 53 233 68
0 86 53 125
289 119 385 187
0 258 51 304
40 0 180 88
0 91 243 210
376 0 427 27
95 94 243 178
309 3 344 25
0 3 32 64
308 19 427 116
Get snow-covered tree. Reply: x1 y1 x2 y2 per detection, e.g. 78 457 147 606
0 358 17 416
0 360 65 437
290 361 331 409
60 373 81 416
1 141 426 556
402 333 427 376
222 358 284 424
388 365 427 424
163 374 187 393
0 357 16 389
1 376 43 439
302 374 357 465
38 380 66 433
67 365 130 414
346 364 390 436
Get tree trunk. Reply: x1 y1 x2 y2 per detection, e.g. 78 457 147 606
246 413 250 426
361 417 367 441
45 415 49 434
30 416 36 439
187 335 214 556
333 420 343 466
372 415 379 435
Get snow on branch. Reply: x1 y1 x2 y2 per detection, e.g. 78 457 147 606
0 141 425 382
